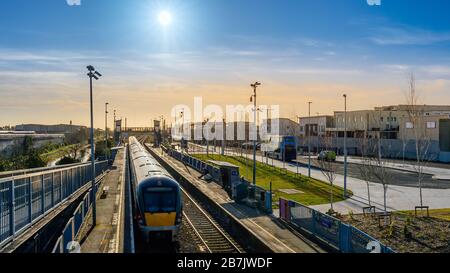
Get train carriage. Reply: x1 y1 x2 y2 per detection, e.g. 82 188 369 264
128 136 182 243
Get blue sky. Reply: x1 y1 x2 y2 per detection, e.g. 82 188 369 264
1 0 450 127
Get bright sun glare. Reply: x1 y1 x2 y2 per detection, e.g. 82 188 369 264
158 11 172 26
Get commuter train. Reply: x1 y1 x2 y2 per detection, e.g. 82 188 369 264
128 136 182 242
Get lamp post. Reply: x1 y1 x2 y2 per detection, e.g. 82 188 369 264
87 65 102 226
308 101 312 178
343 94 348 198
105 102 109 160
316 112 320 154
222 118 226 156
113 110 116 145
250 82 261 185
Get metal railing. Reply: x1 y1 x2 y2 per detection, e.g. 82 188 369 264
0 162 86 179
0 160 109 249
163 146 272 213
51 186 97 253
279 198 395 253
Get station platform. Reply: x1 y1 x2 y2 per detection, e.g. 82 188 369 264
80 148 126 253
149 146 325 253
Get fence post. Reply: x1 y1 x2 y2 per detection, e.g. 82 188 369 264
339 223 351 253
311 210 317 236
10 180 15 238
59 237 64 253
28 177 32 223
41 175 45 214
71 218 75 242
51 172 55 207
60 171 63 200
81 199 85 219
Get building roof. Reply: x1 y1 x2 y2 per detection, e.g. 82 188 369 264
207 160 239 168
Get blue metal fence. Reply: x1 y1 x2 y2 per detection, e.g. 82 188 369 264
0 161 109 249
52 186 96 253
164 147 272 213
279 198 395 253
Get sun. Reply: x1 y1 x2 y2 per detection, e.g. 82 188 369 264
158 11 172 26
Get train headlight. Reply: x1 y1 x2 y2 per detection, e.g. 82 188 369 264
176 212 182 224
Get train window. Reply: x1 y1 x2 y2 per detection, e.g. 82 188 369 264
143 187 176 213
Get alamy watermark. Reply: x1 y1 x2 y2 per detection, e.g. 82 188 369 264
171 97 280 142
66 0 81 6
367 0 381 6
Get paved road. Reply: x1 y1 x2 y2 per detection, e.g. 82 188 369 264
296 157 450 189
195 146 450 214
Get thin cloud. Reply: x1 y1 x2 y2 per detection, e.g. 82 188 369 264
369 26 450 46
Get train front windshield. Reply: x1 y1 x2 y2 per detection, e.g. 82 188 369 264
143 187 177 213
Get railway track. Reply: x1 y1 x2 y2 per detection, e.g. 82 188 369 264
181 188 244 253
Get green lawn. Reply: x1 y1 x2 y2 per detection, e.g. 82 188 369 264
192 154 352 207
400 208 450 221
40 144 79 163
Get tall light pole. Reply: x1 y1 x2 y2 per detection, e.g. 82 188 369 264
316 112 320 154
308 101 312 178
222 118 226 156
204 118 210 156
105 102 109 160
343 94 348 198
87 65 102 227
250 82 261 185
113 110 116 144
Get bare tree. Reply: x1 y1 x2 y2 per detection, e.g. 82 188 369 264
367 138 393 223
365 110 394 223
317 136 338 214
405 73 434 210
356 137 373 209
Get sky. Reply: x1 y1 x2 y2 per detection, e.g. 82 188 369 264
1 0 450 128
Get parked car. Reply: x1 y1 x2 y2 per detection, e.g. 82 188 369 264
241 142 261 150
318 151 336 162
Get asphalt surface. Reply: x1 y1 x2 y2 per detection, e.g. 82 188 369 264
295 157 450 189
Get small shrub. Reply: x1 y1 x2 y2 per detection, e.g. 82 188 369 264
349 210 355 221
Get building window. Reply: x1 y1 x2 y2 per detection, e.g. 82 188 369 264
380 117 384 122
406 122 414 129
427 122 436 129
300 126 304 132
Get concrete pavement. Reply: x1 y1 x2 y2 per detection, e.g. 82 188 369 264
335 156 450 181
216 148 450 215
80 148 126 253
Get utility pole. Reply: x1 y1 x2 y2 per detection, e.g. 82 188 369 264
222 118 226 156
343 94 348 198
113 110 116 144
87 65 102 227
204 118 210 156
250 82 261 185
308 101 312 178
105 102 109 160
316 112 320 154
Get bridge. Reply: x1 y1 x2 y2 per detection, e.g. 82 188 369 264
120 127 155 144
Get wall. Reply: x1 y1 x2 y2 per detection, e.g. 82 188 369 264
0 134 64 157
298 137 445 162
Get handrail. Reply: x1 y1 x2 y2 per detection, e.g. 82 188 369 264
0 162 84 179
0 160 109 250
0 160 108 184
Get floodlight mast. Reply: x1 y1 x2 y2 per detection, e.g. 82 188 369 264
250 81 261 186
86 65 102 227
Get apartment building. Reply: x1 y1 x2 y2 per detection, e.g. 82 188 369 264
297 105 450 162
298 115 334 138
